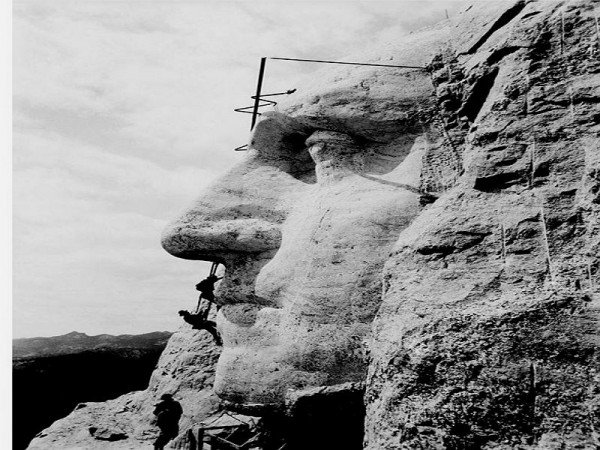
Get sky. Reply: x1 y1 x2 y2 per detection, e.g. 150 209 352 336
12 0 470 338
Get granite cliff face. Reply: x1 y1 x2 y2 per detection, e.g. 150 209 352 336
29 1 599 449
364 1 600 448
27 327 221 449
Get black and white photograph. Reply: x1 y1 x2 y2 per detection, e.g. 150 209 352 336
9 0 600 448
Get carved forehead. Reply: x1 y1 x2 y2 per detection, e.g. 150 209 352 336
285 68 434 135
276 25 448 139
273 69 432 142
273 1 524 140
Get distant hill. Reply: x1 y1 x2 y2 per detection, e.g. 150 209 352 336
13 331 173 450
13 330 172 359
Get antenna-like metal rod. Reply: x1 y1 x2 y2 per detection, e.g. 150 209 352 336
270 57 425 70
250 57 267 130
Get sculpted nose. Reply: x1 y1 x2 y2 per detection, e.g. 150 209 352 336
161 160 284 262
161 112 314 264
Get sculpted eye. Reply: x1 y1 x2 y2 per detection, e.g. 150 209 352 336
247 113 315 183
305 131 359 164
305 134 324 148
305 135 326 158
303 131 365 183
277 131 316 184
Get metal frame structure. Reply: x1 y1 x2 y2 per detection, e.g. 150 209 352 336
233 56 426 151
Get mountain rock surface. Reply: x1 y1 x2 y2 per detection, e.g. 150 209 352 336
27 327 221 449
28 1 599 449
364 1 600 448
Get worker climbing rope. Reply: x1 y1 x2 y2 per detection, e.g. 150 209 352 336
195 262 222 317
179 262 223 345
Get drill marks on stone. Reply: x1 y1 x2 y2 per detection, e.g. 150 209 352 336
560 7 576 123
367 4 600 449
568 84 576 120
437 116 463 174
587 262 595 291
529 134 537 189
522 7 600 124
561 9 566 55
527 360 537 434
539 199 556 287
500 222 507 264
429 47 518 195
420 108 463 195
426 54 466 184
525 80 584 116
525 73 532 117
462 0 527 55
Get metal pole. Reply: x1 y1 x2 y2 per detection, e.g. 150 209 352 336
270 56 425 70
251 57 267 130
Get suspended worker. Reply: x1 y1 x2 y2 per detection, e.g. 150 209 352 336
178 262 223 345
178 310 222 346
195 269 222 320
196 274 221 302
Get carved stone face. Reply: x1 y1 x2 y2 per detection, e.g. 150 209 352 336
162 59 440 412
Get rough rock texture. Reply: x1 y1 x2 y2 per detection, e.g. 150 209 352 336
33 1 599 449
28 325 222 449
365 1 600 448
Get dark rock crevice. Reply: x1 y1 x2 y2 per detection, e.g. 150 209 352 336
459 67 500 123
462 0 527 55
